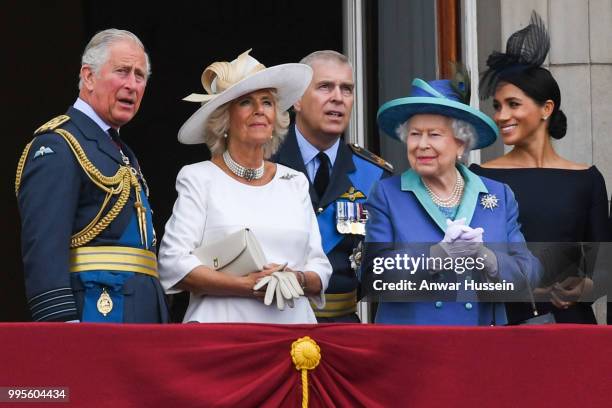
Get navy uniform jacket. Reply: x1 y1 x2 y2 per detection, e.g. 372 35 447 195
17 107 168 323
274 127 392 299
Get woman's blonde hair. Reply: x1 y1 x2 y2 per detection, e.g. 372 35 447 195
204 90 289 159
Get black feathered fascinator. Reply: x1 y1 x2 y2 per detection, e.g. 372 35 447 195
480 11 550 98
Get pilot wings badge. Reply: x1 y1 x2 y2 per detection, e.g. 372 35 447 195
33 146 55 159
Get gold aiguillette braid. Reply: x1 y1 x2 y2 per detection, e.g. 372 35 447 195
15 128 143 248
15 142 33 196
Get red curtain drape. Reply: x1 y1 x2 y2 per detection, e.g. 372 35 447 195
1 323 610 407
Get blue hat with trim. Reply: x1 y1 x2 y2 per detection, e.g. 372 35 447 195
377 78 498 149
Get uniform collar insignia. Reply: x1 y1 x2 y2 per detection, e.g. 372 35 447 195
33 146 55 159
340 186 366 201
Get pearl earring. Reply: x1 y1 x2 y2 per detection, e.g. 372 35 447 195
457 154 463 161
542 116 548 121
224 133 228 139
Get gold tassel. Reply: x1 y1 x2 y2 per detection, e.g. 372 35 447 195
291 336 321 408
133 182 147 249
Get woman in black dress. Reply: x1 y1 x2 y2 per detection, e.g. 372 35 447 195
471 12 610 324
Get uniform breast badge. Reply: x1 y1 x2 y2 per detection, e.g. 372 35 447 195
349 241 364 271
339 186 366 202
33 146 55 159
97 288 113 316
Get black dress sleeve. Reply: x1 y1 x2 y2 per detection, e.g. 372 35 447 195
586 167 610 242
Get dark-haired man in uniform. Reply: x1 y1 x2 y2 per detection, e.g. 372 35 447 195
274 50 392 322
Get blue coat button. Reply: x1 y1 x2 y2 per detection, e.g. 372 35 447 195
435 301 443 308
465 302 473 310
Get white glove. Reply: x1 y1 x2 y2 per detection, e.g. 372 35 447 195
457 226 484 242
253 275 278 306
459 227 498 277
447 221 498 278
441 219 483 258
442 218 472 243
273 271 304 298
275 281 285 310
429 219 471 272
431 219 498 278
253 271 304 310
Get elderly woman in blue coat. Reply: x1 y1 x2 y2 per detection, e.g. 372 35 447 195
365 78 541 325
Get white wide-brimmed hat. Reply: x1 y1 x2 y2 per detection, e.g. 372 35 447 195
178 49 313 145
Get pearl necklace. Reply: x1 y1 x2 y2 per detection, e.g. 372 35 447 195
422 170 465 208
222 150 264 181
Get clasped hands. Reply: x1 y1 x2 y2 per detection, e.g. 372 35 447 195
252 263 304 310
438 218 498 277
441 218 484 255
534 276 594 309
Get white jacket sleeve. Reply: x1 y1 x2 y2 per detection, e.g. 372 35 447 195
158 165 208 294
296 174 332 308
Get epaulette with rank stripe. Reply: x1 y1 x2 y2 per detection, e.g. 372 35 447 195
349 143 394 172
34 114 71 136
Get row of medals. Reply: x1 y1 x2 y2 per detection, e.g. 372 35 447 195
337 201 367 236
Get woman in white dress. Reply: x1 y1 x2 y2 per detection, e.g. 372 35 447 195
158 50 332 323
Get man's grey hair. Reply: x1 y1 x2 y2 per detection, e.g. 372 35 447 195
300 50 353 72
397 116 477 163
78 28 151 89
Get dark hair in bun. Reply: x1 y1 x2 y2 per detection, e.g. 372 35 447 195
548 109 567 139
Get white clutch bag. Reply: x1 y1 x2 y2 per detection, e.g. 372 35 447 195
191 228 266 276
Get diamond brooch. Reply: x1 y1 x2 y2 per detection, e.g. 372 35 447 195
480 194 499 210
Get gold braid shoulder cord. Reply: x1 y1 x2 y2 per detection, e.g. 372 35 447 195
15 117 147 248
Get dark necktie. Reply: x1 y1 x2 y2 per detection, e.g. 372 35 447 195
108 128 131 166
108 128 122 149
313 151 330 198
